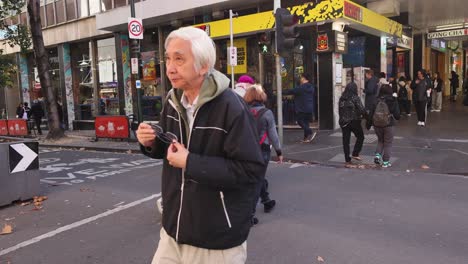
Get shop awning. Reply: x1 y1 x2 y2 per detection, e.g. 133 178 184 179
192 0 402 39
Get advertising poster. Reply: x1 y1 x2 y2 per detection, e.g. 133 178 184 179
227 38 247 74
141 51 157 81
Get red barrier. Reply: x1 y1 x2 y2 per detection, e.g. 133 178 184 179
7 119 28 136
95 115 129 139
0 120 8 135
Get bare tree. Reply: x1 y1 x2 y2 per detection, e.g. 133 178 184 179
27 0 64 139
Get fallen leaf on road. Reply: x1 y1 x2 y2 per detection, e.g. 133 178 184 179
79 147 85 151
34 196 48 202
1 224 13 235
421 164 430 170
126 150 132 154
317 256 325 262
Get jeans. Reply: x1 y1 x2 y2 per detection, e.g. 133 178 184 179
341 120 364 162
296 112 313 138
374 126 394 162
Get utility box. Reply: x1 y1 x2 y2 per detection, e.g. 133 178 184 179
0 139 40 206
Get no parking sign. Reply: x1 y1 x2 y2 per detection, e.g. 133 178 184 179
128 17 143 39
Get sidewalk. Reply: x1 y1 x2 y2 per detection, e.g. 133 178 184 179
35 99 468 175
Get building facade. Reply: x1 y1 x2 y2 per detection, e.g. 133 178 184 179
2 0 404 130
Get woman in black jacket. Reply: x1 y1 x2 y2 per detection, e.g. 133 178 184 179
370 84 400 168
338 82 366 165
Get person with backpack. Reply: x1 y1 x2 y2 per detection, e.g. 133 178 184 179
369 84 400 168
244 84 282 225
397 76 411 116
338 82 366 166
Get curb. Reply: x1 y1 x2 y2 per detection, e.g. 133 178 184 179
39 144 141 154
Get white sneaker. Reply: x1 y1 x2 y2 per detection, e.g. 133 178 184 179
421 122 425 127
417 121 422 126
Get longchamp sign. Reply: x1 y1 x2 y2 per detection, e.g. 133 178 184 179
427 29 468 39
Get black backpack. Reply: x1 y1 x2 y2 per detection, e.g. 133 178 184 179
372 98 391 127
250 108 269 145
338 96 356 127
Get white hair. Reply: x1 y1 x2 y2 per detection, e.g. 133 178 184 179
165 27 216 73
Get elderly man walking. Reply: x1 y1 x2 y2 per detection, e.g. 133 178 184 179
136 27 266 264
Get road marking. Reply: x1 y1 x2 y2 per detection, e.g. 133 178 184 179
437 139 468 143
448 149 468 156
0 193 161 257
288 145 341 155
289 163 306 168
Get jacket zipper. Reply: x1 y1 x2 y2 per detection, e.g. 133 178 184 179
173 101 201 242
168 99 185 242
220 191 232 228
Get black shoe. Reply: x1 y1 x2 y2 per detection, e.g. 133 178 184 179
252 216 259 226
263 200 276 213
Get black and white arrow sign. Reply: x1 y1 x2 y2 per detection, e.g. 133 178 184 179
9 142 39 173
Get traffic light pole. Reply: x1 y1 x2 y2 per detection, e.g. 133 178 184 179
130 0 143 123
274 1 283 145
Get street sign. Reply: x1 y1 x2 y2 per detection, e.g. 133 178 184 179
136 80 141 89
131 58 139 74
228 46 237 66
9 142 39 174
128 18 144 39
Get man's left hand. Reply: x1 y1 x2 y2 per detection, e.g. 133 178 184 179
167 141 189 169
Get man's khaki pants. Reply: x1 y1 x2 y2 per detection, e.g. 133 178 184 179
151 228 247 264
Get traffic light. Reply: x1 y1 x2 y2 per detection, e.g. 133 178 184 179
275 8 299 56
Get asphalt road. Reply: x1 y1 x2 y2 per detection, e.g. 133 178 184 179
1 149 467 264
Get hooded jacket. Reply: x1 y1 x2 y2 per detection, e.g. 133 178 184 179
283 82 315 113
141 70 266 250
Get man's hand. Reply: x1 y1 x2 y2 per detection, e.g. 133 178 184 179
167 141 189 169
136 123 156 147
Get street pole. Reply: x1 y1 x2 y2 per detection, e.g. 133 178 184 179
229 10 235 88
274 0 283 145
130 0 143 123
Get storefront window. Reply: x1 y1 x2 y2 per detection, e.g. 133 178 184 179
56 0 65 24
71 42 93 120
66 0 77 21
97 38 119 116
139 30 163 120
